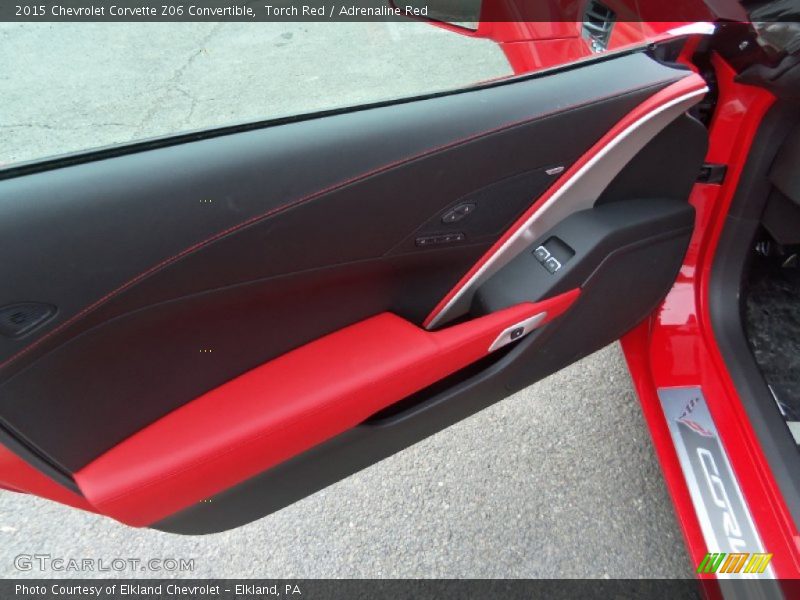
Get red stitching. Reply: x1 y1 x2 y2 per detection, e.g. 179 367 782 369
0 80 668 373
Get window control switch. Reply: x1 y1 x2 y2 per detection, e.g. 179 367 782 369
544 257 562 274
533 246 550 262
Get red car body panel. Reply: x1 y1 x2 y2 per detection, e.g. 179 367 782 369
426 0 749 74
620 56 800 577
432 19 692 74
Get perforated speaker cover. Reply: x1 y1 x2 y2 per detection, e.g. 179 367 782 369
0 302 57 338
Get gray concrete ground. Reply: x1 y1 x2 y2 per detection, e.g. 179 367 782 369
1 22 511 165
0 23 691 578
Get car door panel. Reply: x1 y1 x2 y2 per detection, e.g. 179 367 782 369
157 196 700 536
0 49 709 533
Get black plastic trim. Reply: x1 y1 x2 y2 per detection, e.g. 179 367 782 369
0 422 79 494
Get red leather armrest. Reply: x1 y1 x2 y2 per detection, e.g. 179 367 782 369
76 289 579 526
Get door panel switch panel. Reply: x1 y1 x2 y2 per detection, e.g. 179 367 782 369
0 302 57 338
416 232 466 247
441 203 476 224
532 237 574 274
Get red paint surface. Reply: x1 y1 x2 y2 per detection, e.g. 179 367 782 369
412 0 712 75
620 55 800 578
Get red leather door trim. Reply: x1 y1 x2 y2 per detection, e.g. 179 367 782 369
75 289 579 526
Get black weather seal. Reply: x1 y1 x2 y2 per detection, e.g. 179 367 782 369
0 420 81 494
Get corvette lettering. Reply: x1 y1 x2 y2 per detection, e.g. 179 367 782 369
697 448 746 551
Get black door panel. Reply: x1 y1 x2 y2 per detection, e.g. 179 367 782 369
0 52 685 475
156 131 704 534
0 47 709 535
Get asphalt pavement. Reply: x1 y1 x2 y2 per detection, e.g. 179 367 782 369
0 22 692 578
2 22 510 165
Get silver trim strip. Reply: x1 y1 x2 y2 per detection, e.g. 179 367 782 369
787 422 800 445
666 22 716 38
426 86 708 328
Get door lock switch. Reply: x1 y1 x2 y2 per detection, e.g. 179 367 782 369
488 312 547 352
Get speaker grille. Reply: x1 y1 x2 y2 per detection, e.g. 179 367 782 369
0 302 57 338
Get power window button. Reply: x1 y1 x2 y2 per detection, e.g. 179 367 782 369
441 203 476 224
533 246 550 262
544 257 562 274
